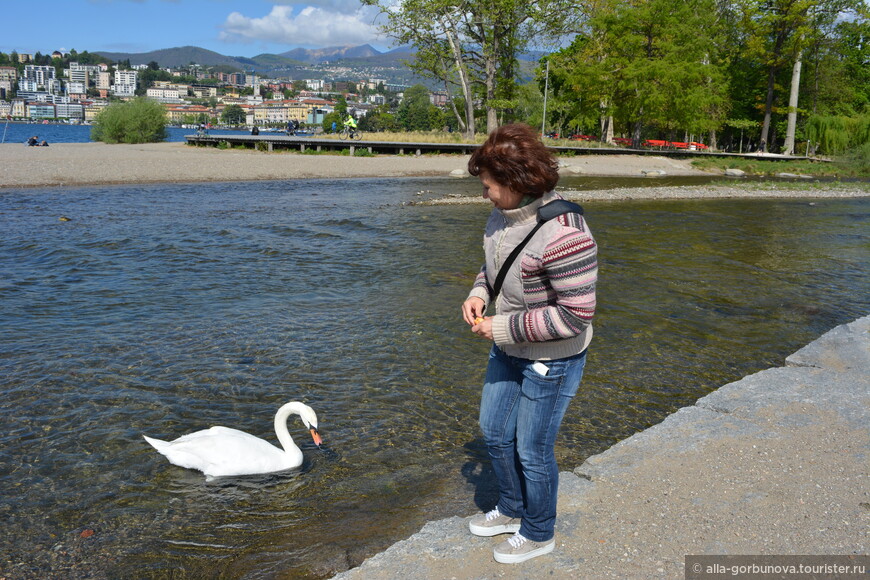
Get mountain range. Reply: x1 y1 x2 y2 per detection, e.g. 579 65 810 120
95 44 415 73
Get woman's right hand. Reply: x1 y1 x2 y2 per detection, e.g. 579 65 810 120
462 297 486 326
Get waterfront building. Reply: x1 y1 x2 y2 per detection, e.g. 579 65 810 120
11 99 26 117
55 102 84 120
84 101 108 122
27 102 56 119
164 104 212 124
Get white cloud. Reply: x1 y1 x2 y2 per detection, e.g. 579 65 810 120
219 5 381 48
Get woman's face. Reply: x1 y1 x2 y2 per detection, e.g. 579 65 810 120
479 171 523 210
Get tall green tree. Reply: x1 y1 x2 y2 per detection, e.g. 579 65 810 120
397 84 441 130
736 0 865 151
221 104 246 125
548 0 729 145
364 0 576 137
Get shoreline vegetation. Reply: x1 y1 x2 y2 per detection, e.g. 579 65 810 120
1 141 868 199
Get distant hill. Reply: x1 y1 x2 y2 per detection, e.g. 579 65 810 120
91 44 450 89
94 44 415 71
95 45 245 69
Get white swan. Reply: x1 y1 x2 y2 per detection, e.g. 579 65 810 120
143 401 322 478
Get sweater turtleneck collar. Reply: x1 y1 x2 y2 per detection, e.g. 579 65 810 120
500 191 559 225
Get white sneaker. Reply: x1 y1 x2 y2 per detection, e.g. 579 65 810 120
493 532 555 564
468 507 521 537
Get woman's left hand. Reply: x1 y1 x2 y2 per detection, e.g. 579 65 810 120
472 317 493 340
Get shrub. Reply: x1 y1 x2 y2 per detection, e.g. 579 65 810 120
91 97 168 144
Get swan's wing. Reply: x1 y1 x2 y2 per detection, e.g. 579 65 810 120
148 426 301 477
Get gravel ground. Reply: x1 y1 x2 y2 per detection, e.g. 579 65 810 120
4 142 866 200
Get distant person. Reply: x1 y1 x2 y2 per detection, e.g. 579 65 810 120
331 121 337 134
40 140 49 146
343 115 357 131
27 136 38 146
251 126 260 135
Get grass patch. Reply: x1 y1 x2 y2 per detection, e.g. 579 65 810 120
691 154 870 178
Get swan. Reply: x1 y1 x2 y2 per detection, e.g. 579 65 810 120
143 401 322 478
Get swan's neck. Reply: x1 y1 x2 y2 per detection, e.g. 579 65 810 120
274 402 306 454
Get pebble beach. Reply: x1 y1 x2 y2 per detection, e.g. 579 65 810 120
2 141 868 200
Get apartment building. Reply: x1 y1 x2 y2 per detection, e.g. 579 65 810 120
164 104 212 124
84 101 108 122
112 70 138 97
27 102 56 119
67 62 100 84
66 81 88 97
146 86 183 103
191 85 217 99
55 102 84 120
11 99 26 117
0 66 16 99
96 71 111 91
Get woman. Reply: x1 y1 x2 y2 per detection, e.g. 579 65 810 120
461 123 597 564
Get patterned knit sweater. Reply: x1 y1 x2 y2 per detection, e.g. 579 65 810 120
467 191 597 361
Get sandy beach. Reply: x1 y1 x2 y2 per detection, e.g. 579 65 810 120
1 141 868 199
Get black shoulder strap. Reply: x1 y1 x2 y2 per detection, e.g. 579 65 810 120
486 200 584 299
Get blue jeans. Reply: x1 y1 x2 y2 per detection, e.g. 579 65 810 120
478 344 587 542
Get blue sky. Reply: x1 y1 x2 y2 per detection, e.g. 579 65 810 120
3 0 388 57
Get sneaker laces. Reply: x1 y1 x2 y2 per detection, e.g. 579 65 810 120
507 532 528 549
484 508 502 522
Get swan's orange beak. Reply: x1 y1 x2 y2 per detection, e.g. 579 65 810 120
310 428 323 447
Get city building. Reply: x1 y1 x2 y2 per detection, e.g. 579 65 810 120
0 66 17 99
22 65 58 92
112 70 138 97
96 71 111 91
55 101 84 120
27 102 56 119
146 86 184 103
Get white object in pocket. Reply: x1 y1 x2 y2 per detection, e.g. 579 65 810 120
532 361 550 376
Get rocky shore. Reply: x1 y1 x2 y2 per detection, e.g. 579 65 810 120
331 316 870 579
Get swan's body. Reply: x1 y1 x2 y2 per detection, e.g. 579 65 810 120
143 401 321 478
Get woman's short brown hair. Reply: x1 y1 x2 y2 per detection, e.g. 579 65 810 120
468 123 559 197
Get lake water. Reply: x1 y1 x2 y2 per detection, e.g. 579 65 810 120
0 174 868 579
1 121 248 145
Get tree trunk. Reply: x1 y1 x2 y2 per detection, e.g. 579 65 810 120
783 42 803 156
759 65 777 152
443 23 475 139
485 34 499 134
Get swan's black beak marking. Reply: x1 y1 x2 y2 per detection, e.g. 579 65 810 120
310 427 323 447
